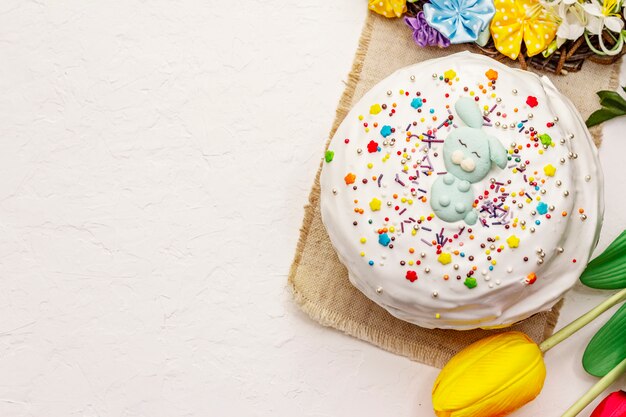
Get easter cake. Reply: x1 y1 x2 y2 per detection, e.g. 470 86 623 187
320 52 603 330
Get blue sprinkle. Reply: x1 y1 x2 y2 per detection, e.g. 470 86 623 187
368 260 374 266
378 233 391 247
489 266 494 271
517 122 523 128
460 252 465 257
536 202 548 215
535 186 540 191
377 146 381 152
429 108 435 114
535 220 541 225
380 125 392 138
411 98 423 109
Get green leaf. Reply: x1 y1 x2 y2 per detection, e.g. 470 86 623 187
598 91 626 111
586 108 626 128
586 88 626 127
583 302 626 377
580 230 626 289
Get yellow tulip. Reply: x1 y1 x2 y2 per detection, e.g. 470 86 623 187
432 331 546 417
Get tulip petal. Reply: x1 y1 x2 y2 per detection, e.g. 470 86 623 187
433 332 546 417
590 390 626 417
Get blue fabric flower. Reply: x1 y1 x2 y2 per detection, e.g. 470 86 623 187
423 0 495 44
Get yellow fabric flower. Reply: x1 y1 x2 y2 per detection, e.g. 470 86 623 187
368 0 407 18
432 331 546 417
490 0 558 59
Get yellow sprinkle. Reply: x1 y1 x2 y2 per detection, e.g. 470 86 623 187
369 104 382 115
506 234 520 248
367 163 373 169
438 252 452 265
360 238 367 244
443 69 456 80
544 164 557 177
360 251 365 257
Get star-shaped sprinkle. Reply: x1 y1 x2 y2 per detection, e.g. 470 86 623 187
325 150 334 163
526 96 538 107
444 69 456 80
369 197 381 211
485 69 498 81
464 277 477 289
406 270 418 282
411 97 423 109
543 164 556 177
539 134 552 146
344 172 356 185
506 235 520 248
378 233 391 247
380 125 392 138
438 252 452 265
367 140 379 153
370 104 382 115
536 202 548 215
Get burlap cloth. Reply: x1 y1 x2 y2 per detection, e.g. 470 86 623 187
288 13 620 368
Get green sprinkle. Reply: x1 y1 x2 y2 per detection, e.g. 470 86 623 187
325 150 334 163
464 277 477 289
539 134 552 146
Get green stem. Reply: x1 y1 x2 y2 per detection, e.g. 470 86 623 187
560 357 626 417
539 288 626 353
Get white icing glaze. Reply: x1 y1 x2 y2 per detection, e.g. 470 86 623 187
320 52 603 330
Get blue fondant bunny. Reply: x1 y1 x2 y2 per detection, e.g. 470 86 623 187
430 98 508 225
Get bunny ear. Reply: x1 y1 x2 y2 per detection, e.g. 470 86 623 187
488 136 508 169
455 98 484 129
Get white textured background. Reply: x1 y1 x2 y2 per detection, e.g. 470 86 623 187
0 1 624 416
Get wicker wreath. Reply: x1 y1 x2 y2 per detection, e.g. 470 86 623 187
405 1 625 74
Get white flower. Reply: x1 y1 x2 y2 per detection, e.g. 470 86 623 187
583 0 624 33
556 1 587 43
542 0 589 47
